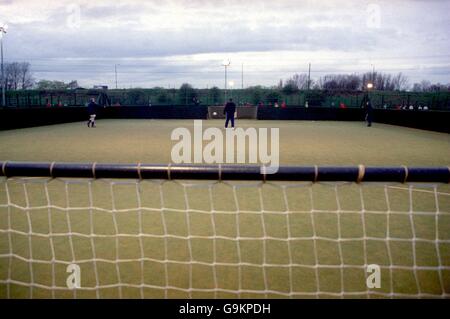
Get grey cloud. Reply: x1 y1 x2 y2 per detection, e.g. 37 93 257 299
9 19 386 61
2 0 449 87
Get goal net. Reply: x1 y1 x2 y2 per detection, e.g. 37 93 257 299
0 162 449 298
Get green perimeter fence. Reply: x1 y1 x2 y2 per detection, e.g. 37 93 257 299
3 89 450 110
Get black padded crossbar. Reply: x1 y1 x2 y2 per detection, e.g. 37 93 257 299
1 161 449 183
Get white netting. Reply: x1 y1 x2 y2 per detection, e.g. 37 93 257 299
0 176 449 298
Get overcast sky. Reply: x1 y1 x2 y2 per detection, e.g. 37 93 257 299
1 0 449 88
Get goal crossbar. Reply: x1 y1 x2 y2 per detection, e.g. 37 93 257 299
1 161 449 183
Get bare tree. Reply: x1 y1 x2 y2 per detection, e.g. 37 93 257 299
4 62 34 90
5 62 20 90
19 62 34 89
429 83 448 91
282 78 299 95
289 74 309 90
316 77 325 89
343 74 361 90
412 81 449 92
391 72 409 91
320 74 361 90
322 75 339 90
277 79 283 89
412 83 422 92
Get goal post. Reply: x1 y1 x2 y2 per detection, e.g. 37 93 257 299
0 161 449 298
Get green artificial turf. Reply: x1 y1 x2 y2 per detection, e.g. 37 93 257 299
0 119 449 165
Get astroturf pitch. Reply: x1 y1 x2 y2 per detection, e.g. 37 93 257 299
0 119 449 165
0 120 449 298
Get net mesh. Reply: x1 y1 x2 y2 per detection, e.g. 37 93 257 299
0 176 449 298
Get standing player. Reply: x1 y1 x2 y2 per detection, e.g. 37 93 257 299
365 98 373 127
360 93 373 127
87 98 99 128
223 98 236 128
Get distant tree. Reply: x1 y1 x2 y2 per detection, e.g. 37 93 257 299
19 63 34 89
391 73 409 91
5 63 19 90
67 80 79 89
35 79 81 90
4 62 34 90
322 75 339 90
36 80 50 90
411 80 433 92
312 82 322 90
316 77 324 90
427 83 449 92
127 89 147 105
6 62 20 90
210 86 221 104
265 90 282 104
317 72 407 91
344 74 361 90
178 83 197 105
36 80 68 90
277 79 283 89
36 80 51 90
167 88 177 103
152 87 171 104
282 79 299 95
304 90 326 106
412 83 422 92
360 72 408 91
321 74 360 91
247 86 264 104
288 74 309 90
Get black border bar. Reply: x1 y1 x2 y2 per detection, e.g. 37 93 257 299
0 161 449 183
3 299 447 318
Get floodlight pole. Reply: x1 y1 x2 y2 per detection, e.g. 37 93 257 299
224 64 228 102
229 81 234 99
371 64 375 85
222 60 230 103
0 27 6 107
368 64 375 101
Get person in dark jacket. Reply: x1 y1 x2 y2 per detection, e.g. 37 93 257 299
366 99 373 127
223 98 236 128
360 93 373 127
87 98 99 128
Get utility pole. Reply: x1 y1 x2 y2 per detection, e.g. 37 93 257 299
307 63 311 90
0 24 8 107
371 64 375 86
115 64 118 89
0 32 4 107
241 63 244 89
